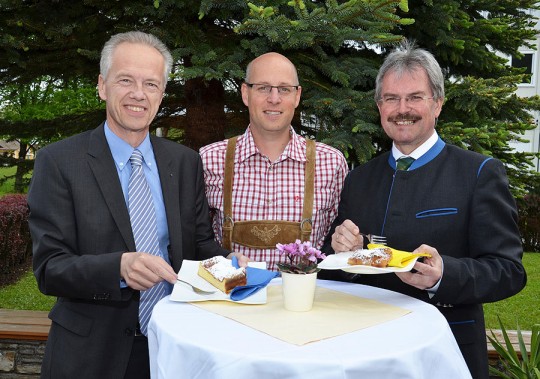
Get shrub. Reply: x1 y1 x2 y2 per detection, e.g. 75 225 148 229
0 194 31 286
518 192 540 253
517 173 540 253
488 316 540 378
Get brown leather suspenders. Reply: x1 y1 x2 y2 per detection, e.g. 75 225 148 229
221 136 315 250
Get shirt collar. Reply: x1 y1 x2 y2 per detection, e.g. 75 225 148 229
392 130 439 161
286 127 307 163
237 126 306 163
104 122 156 172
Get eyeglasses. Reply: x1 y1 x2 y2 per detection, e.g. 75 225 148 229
378 95 435 106
245 82 299 96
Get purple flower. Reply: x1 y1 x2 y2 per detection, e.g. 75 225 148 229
276 240 327 274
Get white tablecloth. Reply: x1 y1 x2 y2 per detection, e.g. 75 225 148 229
148 279 471 379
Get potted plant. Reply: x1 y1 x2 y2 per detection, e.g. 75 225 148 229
488 316 539 378
276 240 326 311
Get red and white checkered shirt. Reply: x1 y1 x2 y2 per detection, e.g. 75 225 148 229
200 127 348 271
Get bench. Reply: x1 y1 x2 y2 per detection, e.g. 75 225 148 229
0 309 51 341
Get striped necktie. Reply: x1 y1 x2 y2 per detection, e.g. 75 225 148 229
396 157 415 171
128 149 167 336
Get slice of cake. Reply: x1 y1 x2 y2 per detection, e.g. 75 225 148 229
197 256 247 294
347 248 392 268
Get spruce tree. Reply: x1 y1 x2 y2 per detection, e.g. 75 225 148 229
1 0 539 196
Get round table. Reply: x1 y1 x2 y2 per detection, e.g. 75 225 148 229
148 279 471 379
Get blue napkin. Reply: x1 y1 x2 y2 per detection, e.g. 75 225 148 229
229 256 278 301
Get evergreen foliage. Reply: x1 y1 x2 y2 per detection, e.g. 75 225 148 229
0 0 539 198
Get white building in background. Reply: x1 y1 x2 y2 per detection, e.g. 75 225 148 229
0 140 19 156
508 8 540 172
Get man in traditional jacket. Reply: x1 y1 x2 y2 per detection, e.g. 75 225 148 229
324 41 526 379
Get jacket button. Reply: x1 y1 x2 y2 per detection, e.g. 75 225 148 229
124 328 134 336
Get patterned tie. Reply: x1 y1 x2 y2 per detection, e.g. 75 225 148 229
128 149 167 336
396 157 415 171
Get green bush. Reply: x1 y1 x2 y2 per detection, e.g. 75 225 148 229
518 193 540 252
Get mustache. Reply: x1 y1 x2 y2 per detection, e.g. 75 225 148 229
388 113 422 122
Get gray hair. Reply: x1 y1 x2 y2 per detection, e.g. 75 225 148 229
374 40 444 102
100 31 173 88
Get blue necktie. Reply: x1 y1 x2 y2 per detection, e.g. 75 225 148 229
396 157 415 171
128 149 166 336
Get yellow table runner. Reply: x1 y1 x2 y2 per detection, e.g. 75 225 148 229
192 285 410 345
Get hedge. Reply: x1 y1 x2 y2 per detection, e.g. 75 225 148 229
518 193 540 252
0 194 31 284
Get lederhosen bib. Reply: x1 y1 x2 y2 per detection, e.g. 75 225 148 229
222 136 315 250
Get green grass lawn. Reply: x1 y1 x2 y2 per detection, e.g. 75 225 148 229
0 166 17 194
0 270 55 310
0 165 31 194
1 253 538 330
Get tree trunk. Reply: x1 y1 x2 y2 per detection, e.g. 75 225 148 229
14 143 28 193
183 77 226 151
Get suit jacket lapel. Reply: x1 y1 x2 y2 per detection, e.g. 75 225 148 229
87 123 136 251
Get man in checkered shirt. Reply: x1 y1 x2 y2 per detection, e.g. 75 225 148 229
200 52 348 271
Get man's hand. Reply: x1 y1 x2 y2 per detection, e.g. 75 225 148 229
331 219 364 253
120 252 177 291
227 252 250 267
395 244 443 290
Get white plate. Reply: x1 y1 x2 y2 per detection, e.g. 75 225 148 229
317 252 418 274
170 259 267 304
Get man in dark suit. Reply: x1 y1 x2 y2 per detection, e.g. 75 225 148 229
28 31 245 379
323 41 526 379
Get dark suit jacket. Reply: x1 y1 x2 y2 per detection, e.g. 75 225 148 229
321 138 526 379
28 123 228 379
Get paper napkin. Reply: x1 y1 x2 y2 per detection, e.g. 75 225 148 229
230 256 279 301
367 243 432 268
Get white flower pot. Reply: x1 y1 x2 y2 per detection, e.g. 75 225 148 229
281 271 317 312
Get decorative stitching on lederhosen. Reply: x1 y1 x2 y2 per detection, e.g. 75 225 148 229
222 136 315 250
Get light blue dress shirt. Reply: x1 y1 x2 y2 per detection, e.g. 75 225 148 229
104 123 171 268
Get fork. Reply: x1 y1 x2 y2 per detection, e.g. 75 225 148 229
362 234 387 246
176 279 217 294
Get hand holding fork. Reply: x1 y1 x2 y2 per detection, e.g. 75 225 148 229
332 219 386 252
362 233 387 246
